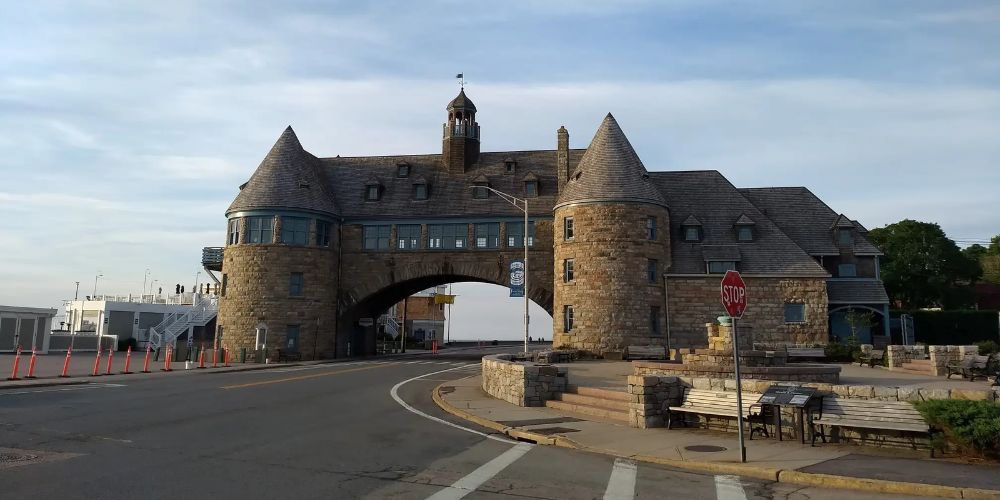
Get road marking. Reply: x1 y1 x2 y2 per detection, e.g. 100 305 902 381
389 363 514 444
0 383 125 396
221 363 395 389
603 458 637 500
425 442 532 500
714 475 747 500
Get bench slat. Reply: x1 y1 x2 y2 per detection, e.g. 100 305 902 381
814 418 928 432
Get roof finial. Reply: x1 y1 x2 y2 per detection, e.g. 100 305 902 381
456 72 465 89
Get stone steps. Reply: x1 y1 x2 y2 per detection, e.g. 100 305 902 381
544 386 630 423
897 360 936 376
565 385 631 402
543 400 630 423
550 392 627 411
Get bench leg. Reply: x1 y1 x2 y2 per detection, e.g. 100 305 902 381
666 411 673 430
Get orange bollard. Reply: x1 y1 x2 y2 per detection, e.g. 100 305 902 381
212 348 218 368
122 346 133 374
432 340 438 355
104 347 115 375
7 345 23 381
197 347 206 369
141 345 152 373
224 348 230 367
25 347 38 379
90 347 102 376
161 346 173 372
59 346 73 377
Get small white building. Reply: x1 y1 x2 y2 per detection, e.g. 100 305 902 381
61 293 218 351
0 305 57 353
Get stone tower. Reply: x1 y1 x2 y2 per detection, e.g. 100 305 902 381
217 126 341 360
442 89 480 174
552 114 671 355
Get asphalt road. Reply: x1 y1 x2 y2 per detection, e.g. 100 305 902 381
0 348 921 499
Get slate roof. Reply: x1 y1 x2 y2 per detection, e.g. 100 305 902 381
827 280 890 304
739 187 882 256
555 113 666 209
448 89 476 112
701 245 741 262
649 171 828 276
319 150 584 220
227 127 340 216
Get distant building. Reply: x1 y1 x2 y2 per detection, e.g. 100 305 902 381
386 286 446 344
0 305 57 353
62 293 217 350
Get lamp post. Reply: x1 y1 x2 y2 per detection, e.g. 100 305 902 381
143 268 151 297
471 185 529 354
93 272 103 298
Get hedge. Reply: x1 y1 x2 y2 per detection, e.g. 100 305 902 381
915 399 1000 458
893 310 1000 345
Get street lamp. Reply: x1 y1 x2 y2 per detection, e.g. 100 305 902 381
93 272 103 298
143 268 151 297
470 185 530 354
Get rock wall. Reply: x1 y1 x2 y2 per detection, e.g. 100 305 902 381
633 360 840 383
481 354 567 407
928 345 980 376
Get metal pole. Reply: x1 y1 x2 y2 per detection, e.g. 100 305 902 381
524 199 529 354
732 316 747 463
400 297 407 353
446 284 452 344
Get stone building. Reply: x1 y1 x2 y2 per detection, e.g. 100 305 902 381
208 89 888 358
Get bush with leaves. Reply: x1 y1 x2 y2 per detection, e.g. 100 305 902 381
915 399 1000 458
975 340 999 356
825 336 861 362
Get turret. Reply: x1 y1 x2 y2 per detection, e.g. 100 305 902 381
442 89 480 173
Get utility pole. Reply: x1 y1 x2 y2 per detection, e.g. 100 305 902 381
93 272 103 297
400 297 407 353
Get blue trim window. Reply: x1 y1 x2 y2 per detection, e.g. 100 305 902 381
247 216 274 244
684 226 701 242
647 259 658 284
227 218 240 245
646 216 657 240
784 303 806 323
838 228 854 245
475 223 500 249
316 220 332 247
506 221 535 248
413 183 428 200
397 224 421 250
363 225 390 250
564 217 574 240
289 272 304 297
838 263 857 277
524 181 538 197
281 217 309 246
563 305 574 332
708 261 737 274
738 226 753 242
427 224 467 250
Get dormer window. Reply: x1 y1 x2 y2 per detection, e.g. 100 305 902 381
396 162 410 178
364 178 382 201
838 228 853 245
504 158 516 174
681 215 703 242
733 214 755 242
472 174 490 199
413 183 428 200
523 172 539 198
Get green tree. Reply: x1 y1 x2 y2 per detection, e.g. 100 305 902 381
962 236 1000 284
868 220 981 308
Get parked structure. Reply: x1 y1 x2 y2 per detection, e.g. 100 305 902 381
209 89 887 358
0 305 57 353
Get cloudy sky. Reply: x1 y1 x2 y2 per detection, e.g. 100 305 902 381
1 1 997 339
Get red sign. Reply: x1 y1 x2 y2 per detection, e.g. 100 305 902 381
720 270 748 319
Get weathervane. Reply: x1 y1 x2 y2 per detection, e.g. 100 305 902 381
456 73 465 89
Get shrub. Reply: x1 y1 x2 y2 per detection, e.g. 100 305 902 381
915 399 1000 458
975 340 999 356
825 337 861 362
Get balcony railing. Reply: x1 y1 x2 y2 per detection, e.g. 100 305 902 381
202 247 223 271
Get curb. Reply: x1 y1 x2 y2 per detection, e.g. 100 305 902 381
0 380 92 391
431 382 1000 499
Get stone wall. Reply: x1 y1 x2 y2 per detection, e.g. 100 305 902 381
634 360 840 383
481 354 567 407
553 202 670 353
886 345 926 368
928 345 980 376
665 277 828 348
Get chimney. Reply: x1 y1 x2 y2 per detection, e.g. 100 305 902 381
556 126 570 194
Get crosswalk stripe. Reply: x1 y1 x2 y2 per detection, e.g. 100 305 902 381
714 475 747 500
425 443 532 500
603 458 637 500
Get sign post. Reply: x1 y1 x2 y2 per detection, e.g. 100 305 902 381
720 270 749 463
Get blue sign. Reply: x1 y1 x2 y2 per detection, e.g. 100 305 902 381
509 259 525 297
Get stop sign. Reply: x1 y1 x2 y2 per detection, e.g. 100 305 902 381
720 270 748 319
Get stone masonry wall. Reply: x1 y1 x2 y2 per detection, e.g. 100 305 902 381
665 277 828 349
928 345 980 376
553 202 671 353
481 354 567 407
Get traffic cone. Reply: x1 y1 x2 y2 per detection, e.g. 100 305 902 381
162 345 173 371
141 345 152 373
122 346 133 374
104 347 115 375
197 347 206 369
59 346 73 378
224 348 230 367
7 345 23 381
90 348 102 376
25 347 38 379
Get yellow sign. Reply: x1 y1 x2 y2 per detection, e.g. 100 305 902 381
434 294 456 304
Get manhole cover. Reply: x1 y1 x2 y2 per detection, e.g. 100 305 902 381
0 453 39 463
684 445 727 453
526 427 581 435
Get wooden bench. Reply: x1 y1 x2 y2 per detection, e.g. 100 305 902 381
276 349 301 362
857 349 884 368
787 347 825 361
810 398 929 447
666 388 769 439
947 354 993 382
625 345 667 360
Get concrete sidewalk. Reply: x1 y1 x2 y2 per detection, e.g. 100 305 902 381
434 374 1000 499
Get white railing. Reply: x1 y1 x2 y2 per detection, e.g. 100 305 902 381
384 316 401 339
147 295 218 349
84 293 212 305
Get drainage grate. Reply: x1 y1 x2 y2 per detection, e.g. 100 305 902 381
0 452 39 464
684 445 727 453
525 427 581 435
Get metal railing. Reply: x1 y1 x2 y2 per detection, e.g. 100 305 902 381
147 295 219 349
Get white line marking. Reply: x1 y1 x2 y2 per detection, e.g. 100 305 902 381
603 458 637 500
0 383 126 396
714 475 747 500
425 442 532 500
406 361 421 364
389 363 512 444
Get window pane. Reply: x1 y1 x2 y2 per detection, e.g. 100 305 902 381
784 303 805 323
838 264 857 277
839 228 853 245
473 184 488 199
647 216 656 240
563 305 574 332
708 261 736 274
414 184 427 200
289 272 304 297
738 226 753 241
685 226 699 241
525 181 537 197
647 259 657 283
564 217 574 240
247 216 273 244
564 259 574 282
282 217 308 245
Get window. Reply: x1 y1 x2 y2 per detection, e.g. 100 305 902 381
427 224 467 250
564 217 574 240
647 259 658 284
475 223 500 249
281 217 309 245
227 218 240 245
708 261 737 274
289 272 304 297
247 216 274 244
650 306 661 335
563 259 575 282
365 184 380 201
413 183 428 200
285 324 300 352
397 163 410 178
838 263 857 277
397 225 420 250
316 220 332 247
784 303 806 323
363 225 390 250
838 228 853 245
563 305 574 332
506 221 535 247
524 181 538 197
473 182 489 199
738 226 753 242
504 159 516 173
221 274 227 297
646 216 657 240
684 226 700 242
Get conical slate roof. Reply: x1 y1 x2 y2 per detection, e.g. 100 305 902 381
447 89 477 111
226 126 339 216
555 113 666 209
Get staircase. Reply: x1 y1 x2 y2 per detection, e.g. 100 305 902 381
148 295 218 349
897 359 936 376
544 386 630 423
381 315 401 339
